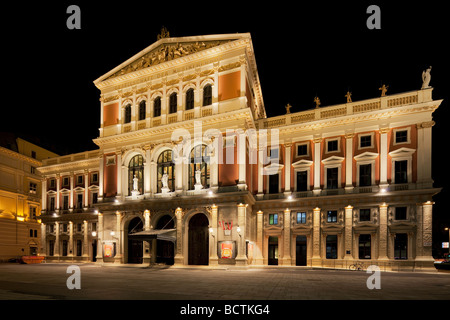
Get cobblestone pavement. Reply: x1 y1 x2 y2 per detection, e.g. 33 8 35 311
0 263 449 301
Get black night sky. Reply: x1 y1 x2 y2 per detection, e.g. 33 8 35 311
4 2 450 253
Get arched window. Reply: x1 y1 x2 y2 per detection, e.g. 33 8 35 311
128 155 144 195
189 145 210 190
154 97 161 117
124 104 132 123
139 100 146 121
186 88 194 110
169 93 177 114
203 84 212 106
157 150 175 193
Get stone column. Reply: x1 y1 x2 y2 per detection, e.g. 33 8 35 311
84 170 89 208
284 143 291 195
235 203 248 266
115 212 122 264
378 204 389 261
143 210 151 264
209 204 219 265
98 155 104 201
56 174 60 212
379 127 389 188
144 147 151 196
415 202 434 264
344 205 354 260
257 149 264 198
313 137 321 195
41 179 47 211
83 220 89 260
416 122 434 189
40 223 46 256
68 222 73 257
116 152 122 197
174 207 184 265
281 208 291 265
69 175 74 210
312 207 321 266
54 222 60 257
345 133 354 193
96 213 103 263
237 131 247 191
255 210 264 265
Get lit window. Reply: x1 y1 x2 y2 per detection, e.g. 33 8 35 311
327 210 337 223
296 212 306 224
269 214 278 225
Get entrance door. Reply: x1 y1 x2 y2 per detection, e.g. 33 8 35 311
268 174 279 194
268 236 278 265
128 217 143 264
188 213 209 265
92 240 97 262
296 235 307 266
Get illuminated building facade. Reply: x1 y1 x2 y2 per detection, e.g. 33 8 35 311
39 32 442 270
0 134 58 261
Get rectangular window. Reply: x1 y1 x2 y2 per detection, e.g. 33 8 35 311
296 171 308 192
77 223 82 232
29 206 37 220
30 166 36 174
395 130 408 144
76 175 83 185
269 213 278 225
268 173 279 194
269 148 279 160
92 192 98 204
359 208 371 222
62 177 69 187
29 182 37 193
92 173 98 183
297 144 308 156
394 160 408 184
50 197 55 211
77 194 83 209
327 210 337 223
327 167 339 189
49 179 55 188
359 234 371 259
31 151 36 159
63 195 69 210
359 164 372 187
297 212 306 224
395 207 407 220
394 233 408 260
360 135 372 148
62 223 68 232
327 140 338 152
326 235 338 259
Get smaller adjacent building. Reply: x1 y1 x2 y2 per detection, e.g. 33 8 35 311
0 134 58 261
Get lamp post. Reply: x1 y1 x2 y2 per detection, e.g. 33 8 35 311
446 227 450 254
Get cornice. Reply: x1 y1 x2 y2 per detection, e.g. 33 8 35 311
93 108 254 148
38 158 99 175
0 146 42 166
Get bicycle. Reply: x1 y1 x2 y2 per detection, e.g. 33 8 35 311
349 262 365 271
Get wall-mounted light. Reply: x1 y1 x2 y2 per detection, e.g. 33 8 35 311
91 231 97 237
236 226 241 235
208 190 213 196
110 231 115 236
380 188 386 193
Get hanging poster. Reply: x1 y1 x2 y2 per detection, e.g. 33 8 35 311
104 243 114 258
221 242 233 259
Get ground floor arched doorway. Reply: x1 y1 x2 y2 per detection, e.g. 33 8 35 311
155 215 175 265
128 217 143 264
188 213 209 265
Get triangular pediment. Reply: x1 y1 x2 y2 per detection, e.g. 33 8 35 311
354 152 378 161
96 33 249 83
389 147 416 158
292 159 313 168
322 156 345 164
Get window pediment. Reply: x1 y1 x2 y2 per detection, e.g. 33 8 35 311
263 163 284 175
354 152 378 161
321 156 344 165
389 147 416 158
292 159 313 168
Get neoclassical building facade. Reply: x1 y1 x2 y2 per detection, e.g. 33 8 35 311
38 32 442 271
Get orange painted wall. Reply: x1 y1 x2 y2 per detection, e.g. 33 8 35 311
103 103 119 127
352 131 381 185
388 125 417 182
218 142 238 187
104 154 117 197
320 136 346 188
218 71 241 102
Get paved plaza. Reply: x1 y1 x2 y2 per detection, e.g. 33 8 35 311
0 263 449 301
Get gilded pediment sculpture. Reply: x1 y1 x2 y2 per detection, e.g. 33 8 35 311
106 40 232 80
